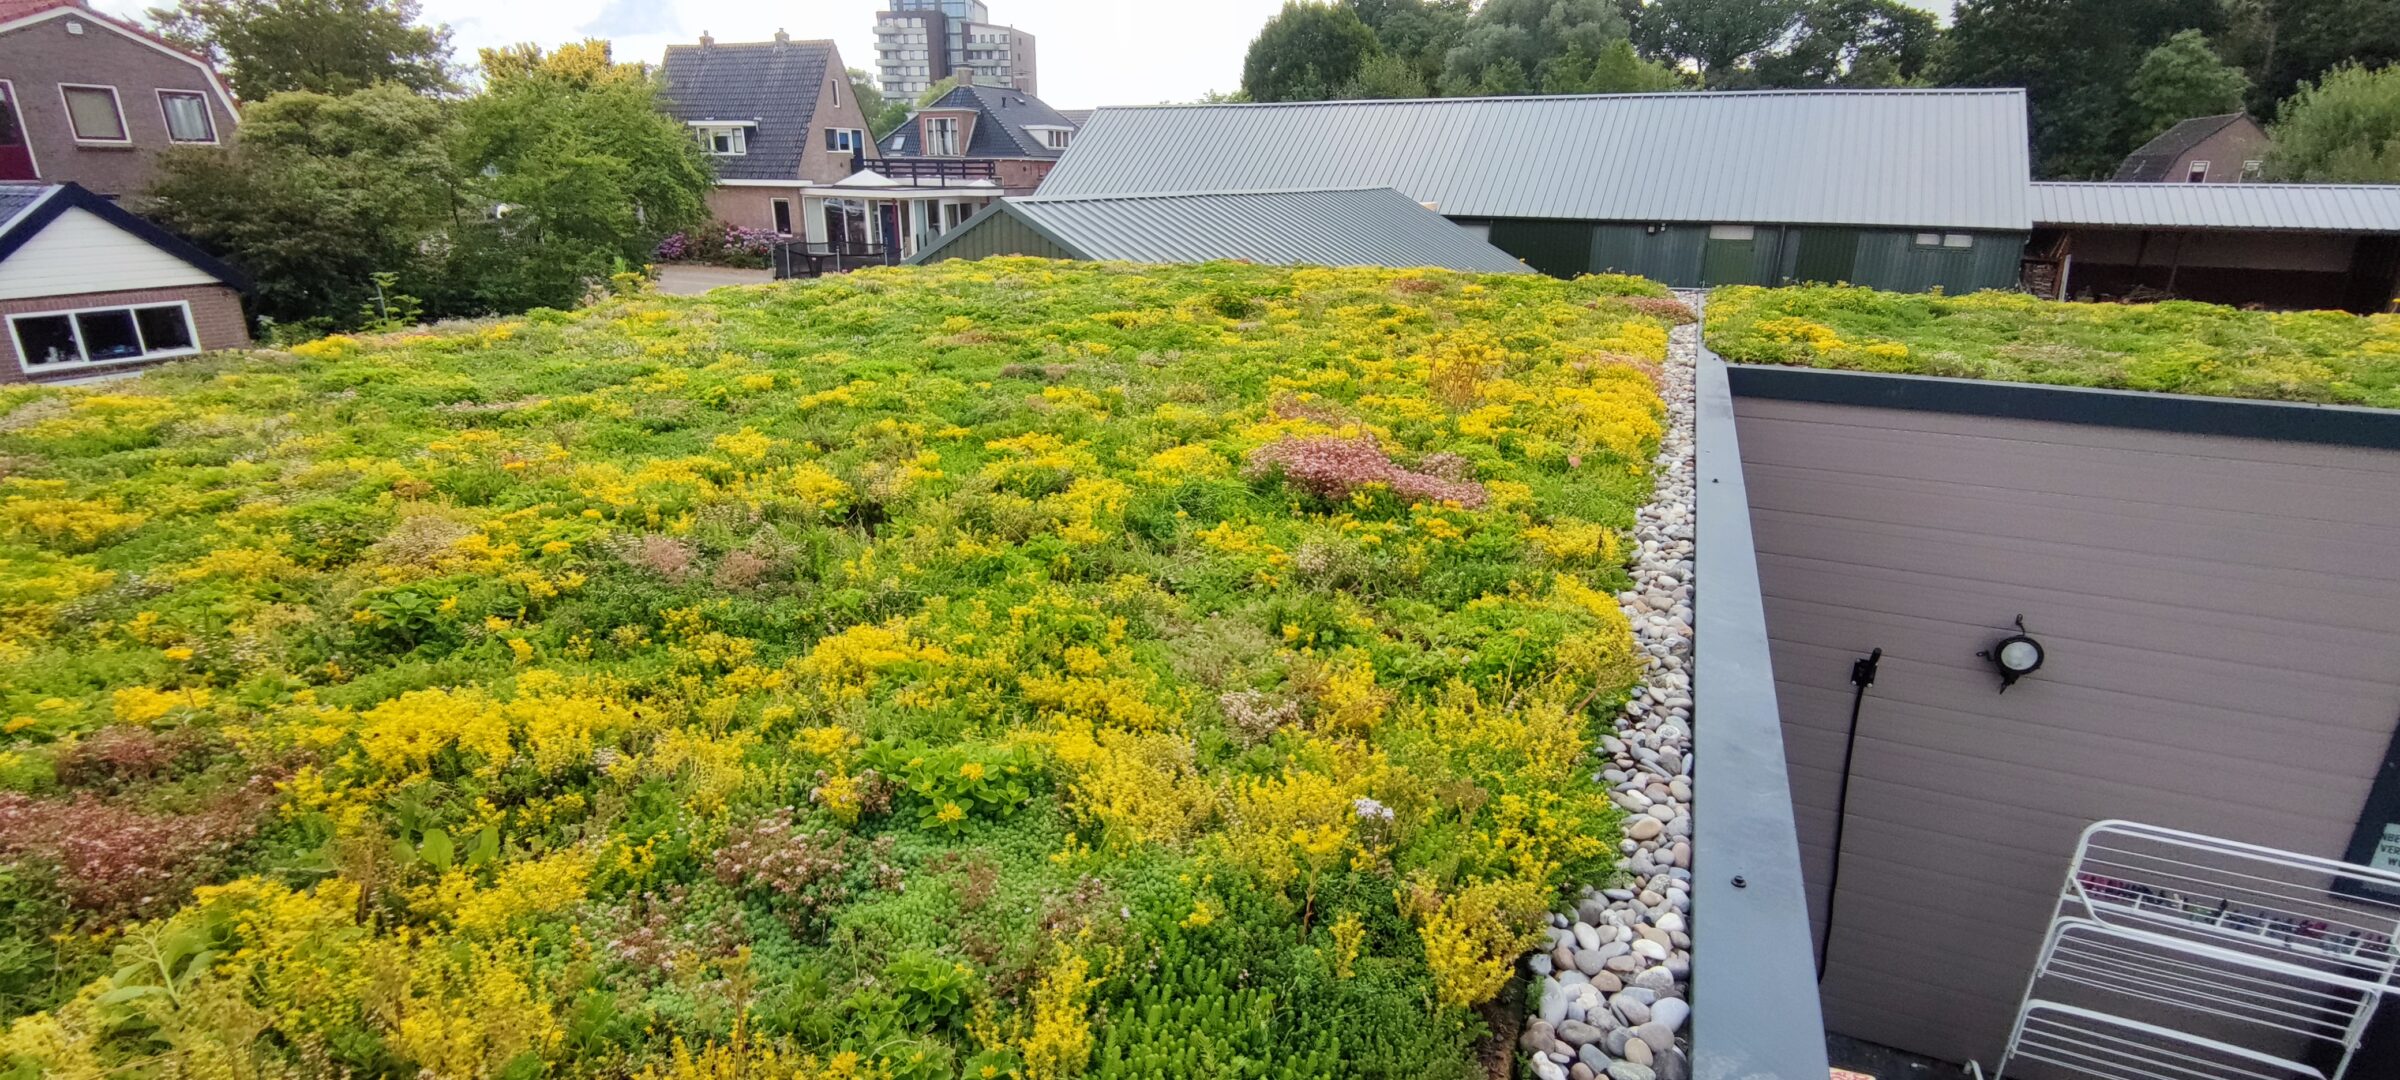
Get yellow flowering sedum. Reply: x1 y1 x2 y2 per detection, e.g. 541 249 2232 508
0 260 1677 1076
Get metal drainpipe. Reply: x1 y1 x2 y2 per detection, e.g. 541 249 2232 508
1818 647 1882 982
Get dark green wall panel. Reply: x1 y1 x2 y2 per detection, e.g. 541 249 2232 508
920 213 1077 263
1487 220 1597 278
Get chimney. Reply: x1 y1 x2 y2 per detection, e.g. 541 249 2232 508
699 30 714 47
773 28 790 44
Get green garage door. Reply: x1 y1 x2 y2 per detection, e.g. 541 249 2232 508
1702 225 1762 286
1790 227 1861 285
1488 220 1598 278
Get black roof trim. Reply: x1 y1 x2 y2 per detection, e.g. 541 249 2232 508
0 183 248 292
1726 363 2400 450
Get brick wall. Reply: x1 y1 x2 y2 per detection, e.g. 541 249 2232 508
0 13 237 199
704 186 808 235
0 282 247 384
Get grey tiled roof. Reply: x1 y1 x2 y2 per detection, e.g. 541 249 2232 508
910 187 1533 273
2032 181 2400 233
661 39 836 182
2113 114 2249 182
878 83 1078 160
0 183 53 227
1042 90 2035 231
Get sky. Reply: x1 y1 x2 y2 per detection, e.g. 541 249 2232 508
91 0 1957 110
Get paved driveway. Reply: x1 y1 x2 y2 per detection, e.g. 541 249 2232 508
654 265 774 295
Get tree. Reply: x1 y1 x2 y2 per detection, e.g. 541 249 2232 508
1344 50 1431 98
147 0 455 100
2128 31 2252 140
2219 0 2400 115
2266 63 2400 180
1243 2 1381 102
1438 0 1630 95
1939 0 2224 178
449 54 713 311
146 85 462 329
846 68 912 138
1346 0 1472 86
480 39 640 88
1749 0 1939 88
1543 37 1684 93
1635 0 1805 83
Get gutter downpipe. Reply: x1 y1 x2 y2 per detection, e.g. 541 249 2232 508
1689 294 1834 1078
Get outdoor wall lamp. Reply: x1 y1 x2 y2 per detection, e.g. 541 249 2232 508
1978 615 2045 692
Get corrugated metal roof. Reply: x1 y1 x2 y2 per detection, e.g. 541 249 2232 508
911 187 1533 273
2032 182 2400 233
1040 90 2033 231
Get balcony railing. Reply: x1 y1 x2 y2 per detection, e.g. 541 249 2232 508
854 157 999 186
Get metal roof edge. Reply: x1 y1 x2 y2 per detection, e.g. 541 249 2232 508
2033 180 2400 193
1011 186 1400 204
1086 87 2029 112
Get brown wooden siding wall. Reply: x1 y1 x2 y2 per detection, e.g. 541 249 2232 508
1730 394 2400 1068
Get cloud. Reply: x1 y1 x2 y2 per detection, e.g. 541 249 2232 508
581 0 682 40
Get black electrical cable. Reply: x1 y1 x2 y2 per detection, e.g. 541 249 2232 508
1819 647 1881 983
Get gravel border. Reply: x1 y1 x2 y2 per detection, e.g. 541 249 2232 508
1521 303 1699 1080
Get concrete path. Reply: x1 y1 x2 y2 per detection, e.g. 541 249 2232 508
654 265 774 295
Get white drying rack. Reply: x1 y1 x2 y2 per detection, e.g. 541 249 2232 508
1995 820 2400 1080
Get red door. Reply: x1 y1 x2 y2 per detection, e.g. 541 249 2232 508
0 84 34 181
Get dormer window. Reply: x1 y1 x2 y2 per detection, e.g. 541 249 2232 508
1027 125 1071 150
691 122 750 156
925 116 961 156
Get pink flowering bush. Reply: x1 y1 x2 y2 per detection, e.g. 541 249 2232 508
0 786 269 923
1244 434 1490 509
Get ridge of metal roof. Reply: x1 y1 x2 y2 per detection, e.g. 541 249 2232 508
1085 87 2030 110
1046 91 2034 231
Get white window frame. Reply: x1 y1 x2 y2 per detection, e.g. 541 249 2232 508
690 122 749 156
0 80 40 179
58 83 129 145
156 88 216 145
2187 160 2211 183
925 116 961 156
1942 233 1974 249
2242 159 2264 180
770 197 793 235
9 300 201 375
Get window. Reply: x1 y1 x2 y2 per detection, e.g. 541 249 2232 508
1914 232 1942 246
2242 159 2264 180
1038 128 1070 150
826 127 868 153
830 80 840 108
157 90 215 143
694 125 747 155
1707 224 1755 241
1942 233 1974 249
60 85 126 142
2187 160 2211 183
10 303 199 372
925 116 960 156
771 198 793 235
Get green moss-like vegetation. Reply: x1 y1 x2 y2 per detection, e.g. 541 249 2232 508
1706 284 2400 408
0 259 1685 1078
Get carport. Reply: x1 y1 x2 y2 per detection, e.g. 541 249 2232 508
2028 182 2400 313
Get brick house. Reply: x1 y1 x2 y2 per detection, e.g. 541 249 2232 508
876 82 1079 195
0 181 248 383
660 31 878 239
0 0 239 199
2113 114 2271 184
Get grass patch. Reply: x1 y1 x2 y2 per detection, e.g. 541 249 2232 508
0 259 1679 1077
1706 284 2400 408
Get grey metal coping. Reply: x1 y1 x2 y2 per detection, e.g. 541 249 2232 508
1725 364 2400 450
1045 90 2034 232
2030 181 2400 234
1690 296 1835 1079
